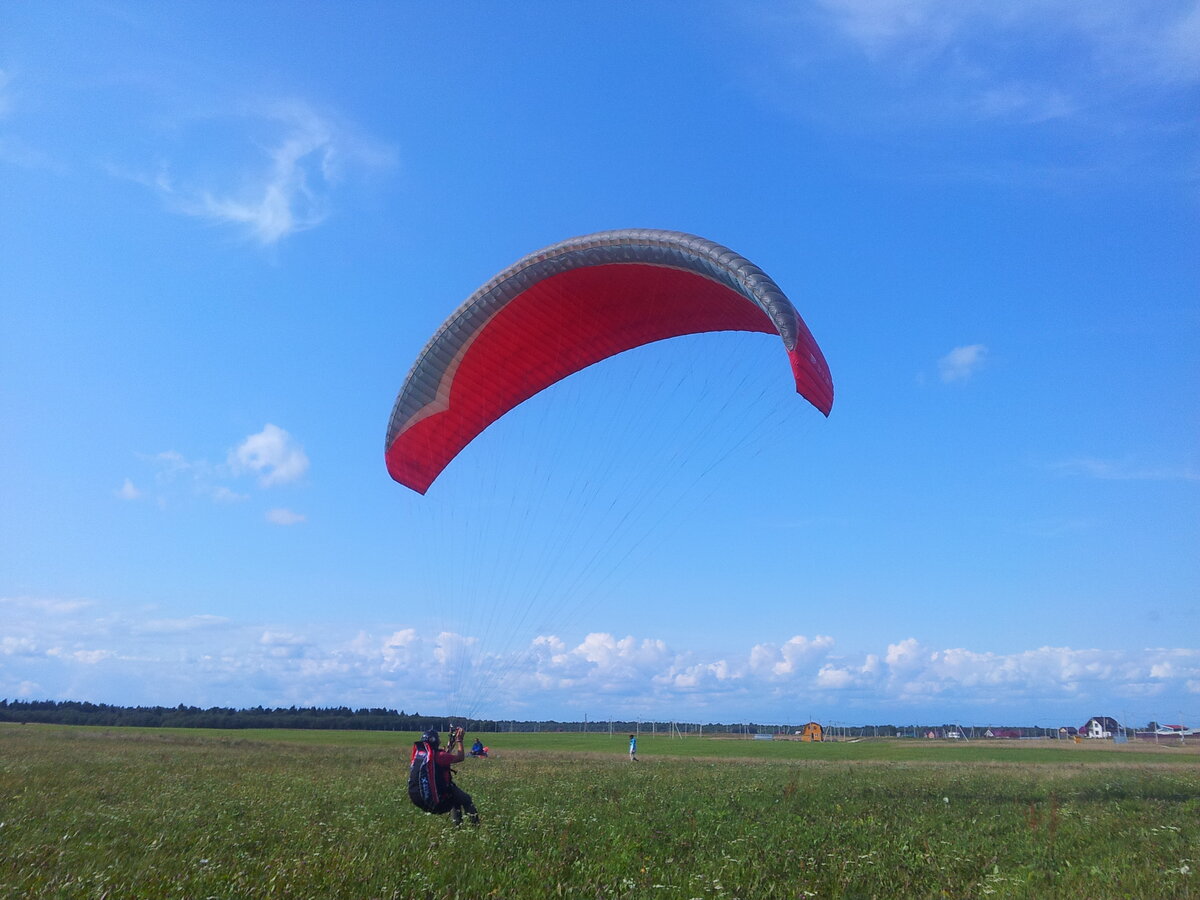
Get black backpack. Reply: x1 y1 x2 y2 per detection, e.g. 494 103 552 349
408 740 454 813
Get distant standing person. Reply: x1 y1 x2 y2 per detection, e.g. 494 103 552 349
629 733 638 762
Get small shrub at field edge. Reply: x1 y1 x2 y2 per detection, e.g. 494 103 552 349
1 727 1197 899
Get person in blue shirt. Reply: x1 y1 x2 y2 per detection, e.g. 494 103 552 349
628 734 638 762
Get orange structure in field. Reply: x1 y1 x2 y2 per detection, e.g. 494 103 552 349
798 722 823 742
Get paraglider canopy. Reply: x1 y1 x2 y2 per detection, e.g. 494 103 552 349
386 229 833 494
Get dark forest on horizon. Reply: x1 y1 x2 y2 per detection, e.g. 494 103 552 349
0 699 1105 737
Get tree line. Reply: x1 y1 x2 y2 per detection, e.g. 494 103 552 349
0 700 1081 737
0 699 473 732
0 700 770 733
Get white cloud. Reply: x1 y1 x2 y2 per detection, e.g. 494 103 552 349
938 344 987 382
816 663 858 688
51 648 115 665
259 630 312 659
229 424 309 487
885 637 924 668
0 596 93 616
142 449 218 494
378 629 420 672
665 658 736 691
2 635 38 656
750 634 836 676
265 507 306 526
433 631 480 673
129 426 309 511
4 595 1199 721
140 100 395 245
115 478 142 500
191 106 332 244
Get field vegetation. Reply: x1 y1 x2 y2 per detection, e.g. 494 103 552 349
2 724 1197 898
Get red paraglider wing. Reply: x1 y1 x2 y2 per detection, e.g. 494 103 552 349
385 230 833 494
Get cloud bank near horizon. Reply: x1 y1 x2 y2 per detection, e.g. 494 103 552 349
2 595 1195 723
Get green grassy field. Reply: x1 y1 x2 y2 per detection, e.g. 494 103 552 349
2 725 1197 899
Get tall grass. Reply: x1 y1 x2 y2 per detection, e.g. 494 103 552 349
1 726 1196 898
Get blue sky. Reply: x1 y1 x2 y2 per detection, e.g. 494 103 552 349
2 1 1197 726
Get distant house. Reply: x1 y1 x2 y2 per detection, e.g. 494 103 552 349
1081 716 1121 739
796 721 823 742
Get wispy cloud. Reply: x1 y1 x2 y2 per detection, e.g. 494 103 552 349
757 0 1200 180
0 596 94 617
115 478 142 500
0 67 68 173
0 68 12 119
120 99 394 245
126 425 308 518
816 0 1200 92
1052 458 1200 482
183 103 335 243
265 508 306 526
938 344 987 382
